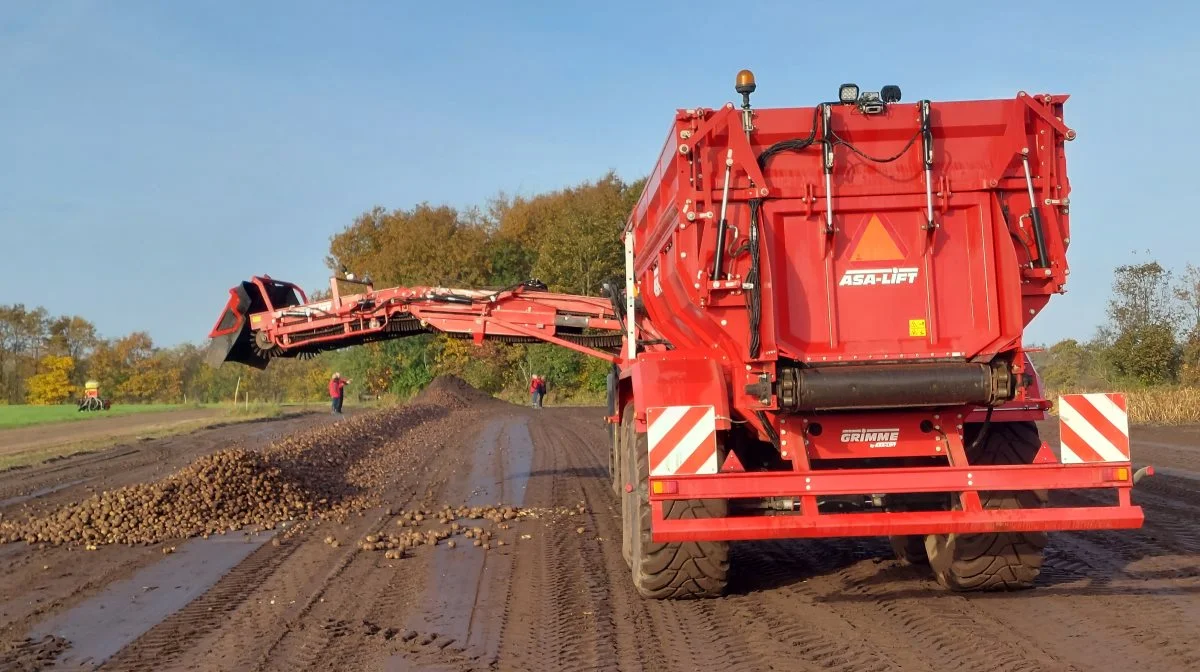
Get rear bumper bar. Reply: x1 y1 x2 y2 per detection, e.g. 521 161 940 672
648 462 1145 542
650 505 1145 542
650 463 1133 498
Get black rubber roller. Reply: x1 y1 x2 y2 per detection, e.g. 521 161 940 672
778 362 1012 412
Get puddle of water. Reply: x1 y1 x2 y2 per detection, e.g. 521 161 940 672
30 530 275 669
502 418 533 505
0 479 89 508
396 415 534 665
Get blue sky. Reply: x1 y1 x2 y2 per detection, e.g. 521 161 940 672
0 1 1195 347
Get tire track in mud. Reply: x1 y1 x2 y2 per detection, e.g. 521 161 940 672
551 416 676 672
526 412 776 672
10 402 1200 671
540 419 619 671
496 414 654 671
827 556 1074 672
98 533 295 672
537 412 912 672
961 534 1200 670
98 410 472 672
1050 482 1200 572
0 450 138 500
245 514 399 672
386 411 534 671
1032 531 1200 665
493 417 608 672
554 415 774 672
719 540 922 672
255 512 414 672
253 426 470 672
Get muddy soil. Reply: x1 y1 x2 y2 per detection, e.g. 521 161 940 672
0 408 237 457
1 390 1198 672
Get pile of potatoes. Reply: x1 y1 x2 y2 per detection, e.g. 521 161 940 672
0 401 451 548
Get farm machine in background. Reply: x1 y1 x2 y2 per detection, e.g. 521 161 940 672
207 72 1152 598
77 380 110 412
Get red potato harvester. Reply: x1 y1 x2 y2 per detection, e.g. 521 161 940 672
207 71 1152 598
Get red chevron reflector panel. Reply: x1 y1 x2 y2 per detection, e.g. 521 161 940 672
646 406 719 476
1058 393 1130 464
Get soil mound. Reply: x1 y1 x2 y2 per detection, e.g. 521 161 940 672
413 375 493 409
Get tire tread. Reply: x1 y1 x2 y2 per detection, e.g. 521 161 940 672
926 421 1047 592
627 409 729 599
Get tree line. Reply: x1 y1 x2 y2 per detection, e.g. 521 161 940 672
320 171 643 402
0 307 333 406
1033 259 1200 392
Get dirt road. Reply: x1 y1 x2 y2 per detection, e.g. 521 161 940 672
1 385 1198 671
0 408 233 457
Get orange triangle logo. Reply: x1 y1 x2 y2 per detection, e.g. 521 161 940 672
850 214 905 262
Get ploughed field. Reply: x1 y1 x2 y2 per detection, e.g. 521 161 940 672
1 377 1198 672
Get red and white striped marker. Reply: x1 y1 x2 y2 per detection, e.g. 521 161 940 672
646 405 719 476
1058 393 1130 464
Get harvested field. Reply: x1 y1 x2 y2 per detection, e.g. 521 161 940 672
1 375 1198 671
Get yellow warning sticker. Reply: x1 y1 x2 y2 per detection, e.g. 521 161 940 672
909 319 927 337
251 315 262 324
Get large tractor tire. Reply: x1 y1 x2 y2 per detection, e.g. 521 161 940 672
620 403 729 599
889 535 929 565
925 421 1048 591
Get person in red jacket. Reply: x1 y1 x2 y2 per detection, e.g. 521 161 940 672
329 372 351 415
529 374 543 409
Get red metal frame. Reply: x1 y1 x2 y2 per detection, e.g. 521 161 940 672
209 277 641 364
209 288 246 338
251 276 309 310
647 462 1142 541
650 506 1144 542
653 463 1133 499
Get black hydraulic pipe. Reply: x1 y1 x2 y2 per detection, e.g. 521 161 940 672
1022 155 1051 269
1028 207 1051 269
711 217 728 281
429 294 474 305
712 148 734 281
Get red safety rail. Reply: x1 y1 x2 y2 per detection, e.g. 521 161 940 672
644 392 1145 542
648 460 1143 540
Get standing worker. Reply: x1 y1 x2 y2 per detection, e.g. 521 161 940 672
529 374 543 409
329 372 351 415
